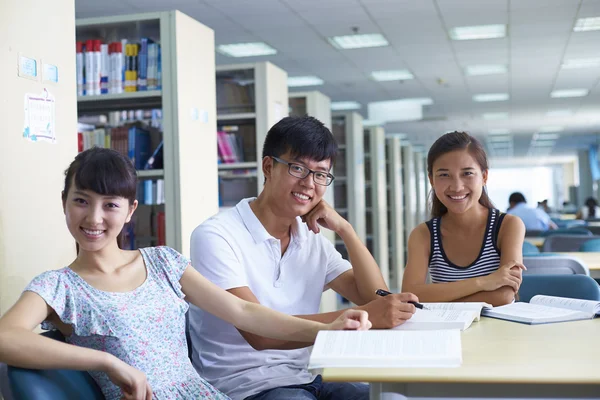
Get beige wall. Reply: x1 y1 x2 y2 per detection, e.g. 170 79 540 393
0 0 77 314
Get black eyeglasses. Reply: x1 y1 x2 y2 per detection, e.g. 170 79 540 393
271 157 335 186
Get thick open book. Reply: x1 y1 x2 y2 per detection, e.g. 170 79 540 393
482 295 600 324
393 302 492 331
308 330 462 369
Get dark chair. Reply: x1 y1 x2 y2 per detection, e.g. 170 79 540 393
7 330 104 400
519 274 600 303
541 234 597 252
542 227 592 237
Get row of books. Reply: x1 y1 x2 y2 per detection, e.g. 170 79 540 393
76 38 161 96
137 179 165 205
217 130 246 163
77 122 163 170
123 204 165 250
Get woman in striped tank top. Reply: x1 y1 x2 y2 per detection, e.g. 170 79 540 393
402 131 526 306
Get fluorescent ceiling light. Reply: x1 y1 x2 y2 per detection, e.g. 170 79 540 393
362 119 381 127
465 64 507 76
561 58 600 69
532 141 555 147
449 24 506 41
368 99 423 123
535 133 561 141
483 112 509 120
403 97 433 105
550 89 589 98
217 42 277 57
328 33 389 50
546 109 573 117
489 128 510 135
538 126 564 133
488 135 511 142
574 17 600 32
331 101 361 111
473 93 509 102
287 76 324 87
370 69 414 81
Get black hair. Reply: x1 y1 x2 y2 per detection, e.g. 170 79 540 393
261 116 337 168
62 147 137 248
585 197 598 218
509 192 527 204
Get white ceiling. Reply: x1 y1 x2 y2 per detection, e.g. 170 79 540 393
75 0 600 163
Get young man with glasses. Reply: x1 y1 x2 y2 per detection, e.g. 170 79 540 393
188 115 418 400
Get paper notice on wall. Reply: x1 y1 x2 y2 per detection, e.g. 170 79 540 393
23 88 56 143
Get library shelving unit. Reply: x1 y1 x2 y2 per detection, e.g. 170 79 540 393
216 62 288 210
76 11 218 256
331 112 366 255
414 150 428 224
386 136 405 291
364 126 389 286
402 143 417 238
289 91 335 244
289 91 337 311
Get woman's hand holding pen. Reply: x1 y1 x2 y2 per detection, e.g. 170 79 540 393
327 309 372 331
478 260 526 292
358 292 419 329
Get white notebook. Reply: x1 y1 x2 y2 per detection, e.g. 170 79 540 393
308 330 462 369
393 302 492 331
482 295 600 325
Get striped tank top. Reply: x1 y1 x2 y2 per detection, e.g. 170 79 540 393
427 208 505 283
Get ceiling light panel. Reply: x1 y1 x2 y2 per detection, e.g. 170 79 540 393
473 93 509 102
287 76 324 87
561 58 600 69
573 17 600 32
328 33 389 49
370 69 414 81
550 89 589 98
217 42 277 57
465 64 508 76
331 101 361 111
449 24 506 41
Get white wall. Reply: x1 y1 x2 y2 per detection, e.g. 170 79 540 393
0 0 77 314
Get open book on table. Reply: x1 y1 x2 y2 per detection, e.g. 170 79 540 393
308 329 462 369
392 302 492 331
481 295 600 325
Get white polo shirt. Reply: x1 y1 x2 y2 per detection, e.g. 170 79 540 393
188 198 352 400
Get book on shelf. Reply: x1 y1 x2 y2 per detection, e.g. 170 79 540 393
308 330 462 369
394 302 492 331
217 131 245 163
482 295 600 325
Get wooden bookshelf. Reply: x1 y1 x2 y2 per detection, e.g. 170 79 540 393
364 126 389 286
76 11 218 255
216 62 288 209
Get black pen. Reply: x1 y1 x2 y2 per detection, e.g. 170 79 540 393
375 289 427 310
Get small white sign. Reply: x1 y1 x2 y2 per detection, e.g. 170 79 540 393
42 62 59 83
18 54 38 80
23 88 56 143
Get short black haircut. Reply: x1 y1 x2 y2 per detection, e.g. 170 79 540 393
261 115 337 168
509 192 527 204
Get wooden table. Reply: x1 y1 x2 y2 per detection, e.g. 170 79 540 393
322 318 600 399
557 252 600 279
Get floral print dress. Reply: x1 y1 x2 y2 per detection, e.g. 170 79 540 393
25 246 230 400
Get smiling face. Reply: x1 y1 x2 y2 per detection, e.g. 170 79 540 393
63 184 137 253
264 151 331 217
430 149 488 215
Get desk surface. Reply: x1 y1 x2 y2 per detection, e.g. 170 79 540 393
557 251 600 271
322 317 600 385
525 236 544 247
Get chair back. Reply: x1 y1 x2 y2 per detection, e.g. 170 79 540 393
522 241 540 255
541 234 597 252
522 255 589 276
519 274 600 303
579 238 600 252
7 331 104 400
542 228 592 237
